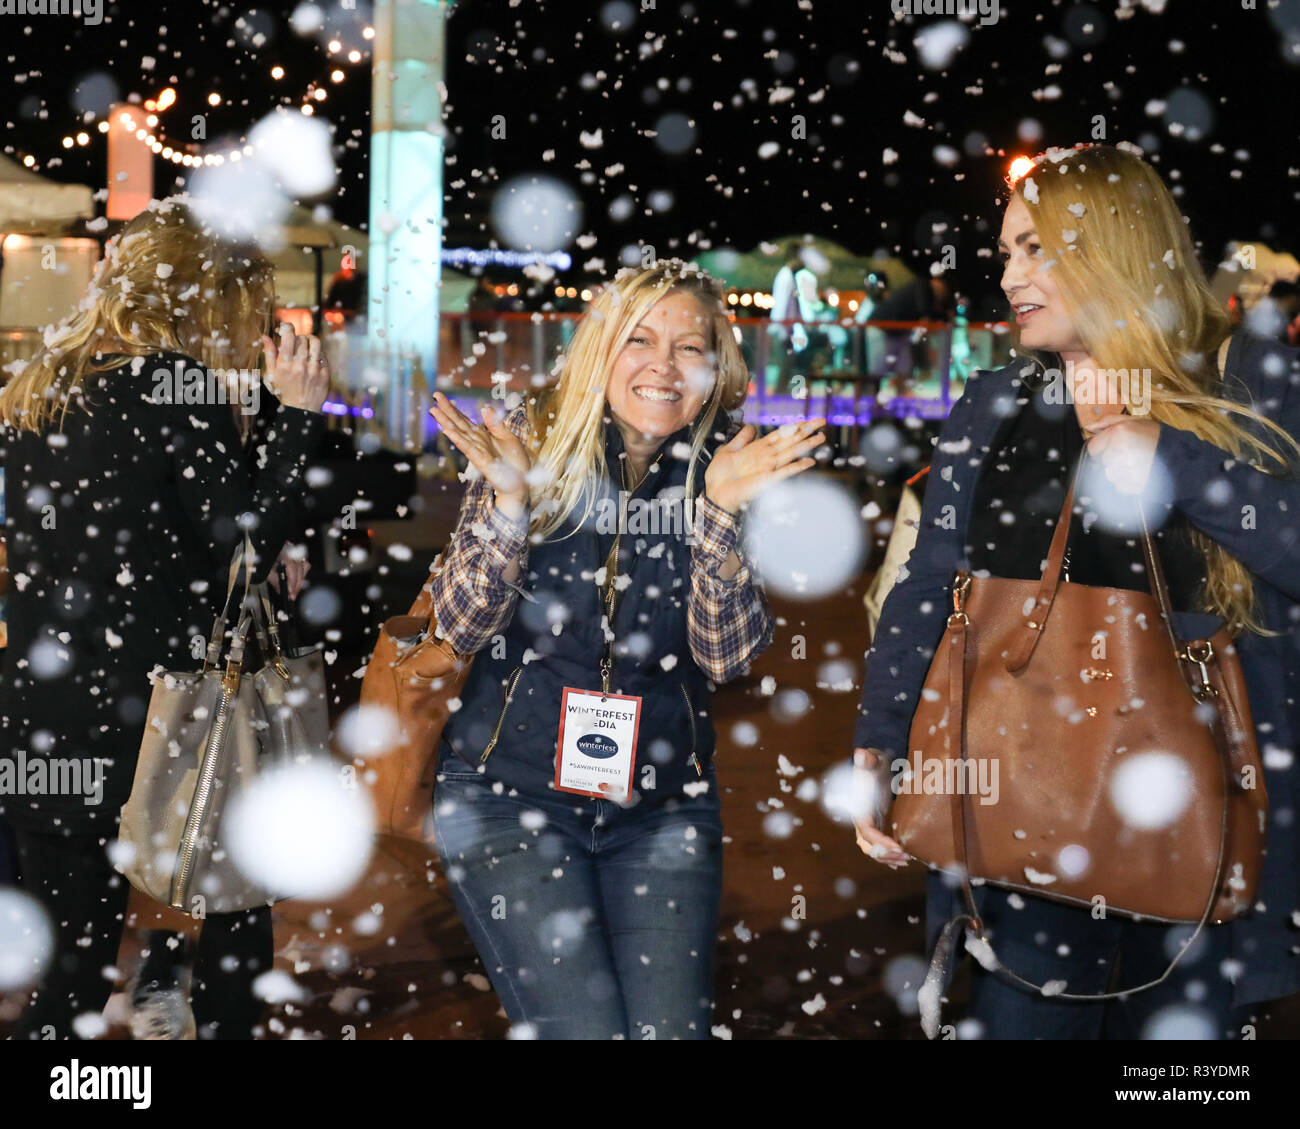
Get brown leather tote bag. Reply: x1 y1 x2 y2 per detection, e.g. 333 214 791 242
891 458 1266 1018
351 564 472 843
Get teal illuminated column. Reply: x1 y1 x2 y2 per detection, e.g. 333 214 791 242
368 0 455 446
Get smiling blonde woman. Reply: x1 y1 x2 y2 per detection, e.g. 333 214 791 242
427 259 825 1039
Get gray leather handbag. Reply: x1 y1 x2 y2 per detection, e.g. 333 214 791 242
116 542 329 915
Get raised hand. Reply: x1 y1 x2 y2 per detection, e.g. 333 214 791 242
260 323 329 413
704 417 827 514
1084 414 1161 496
430 391 533 520
267 542 310 600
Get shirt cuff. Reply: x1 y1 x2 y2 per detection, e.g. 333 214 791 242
693 494 746 579
479 502 530 570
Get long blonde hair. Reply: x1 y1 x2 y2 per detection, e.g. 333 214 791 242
521 260 748 539
1011 143 1300 633
0 195 274 434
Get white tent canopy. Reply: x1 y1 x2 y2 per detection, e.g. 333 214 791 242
0 155 94 234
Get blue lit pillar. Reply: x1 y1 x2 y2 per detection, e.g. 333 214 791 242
368 0 455 448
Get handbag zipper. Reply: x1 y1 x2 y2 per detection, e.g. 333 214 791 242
681 682 702 776
481 666 524 762
169 679 238 909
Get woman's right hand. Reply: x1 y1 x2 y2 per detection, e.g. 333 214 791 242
430 392 533 520
261 323 329 413
851 748 909 868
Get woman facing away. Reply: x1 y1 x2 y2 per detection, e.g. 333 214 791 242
0 196 328 1039
852 144 1300 1039
427 260 826 1039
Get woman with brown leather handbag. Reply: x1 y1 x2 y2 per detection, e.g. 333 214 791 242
851 144 1300 1040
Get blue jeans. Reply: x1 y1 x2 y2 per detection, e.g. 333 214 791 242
432 752 724 1040
961 886 1243 1040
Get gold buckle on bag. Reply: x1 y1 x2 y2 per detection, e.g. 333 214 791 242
1181 639 1218 700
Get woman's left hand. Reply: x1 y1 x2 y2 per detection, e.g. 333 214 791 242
705 418 827 514
1084 414 1161 495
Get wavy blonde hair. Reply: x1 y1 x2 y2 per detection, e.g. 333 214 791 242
1010 143 1300 634
0 195 274 434
520 260 748 539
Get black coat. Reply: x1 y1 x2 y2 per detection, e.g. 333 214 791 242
0 352 325 834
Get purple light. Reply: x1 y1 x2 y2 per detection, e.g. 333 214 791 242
321 399 375 418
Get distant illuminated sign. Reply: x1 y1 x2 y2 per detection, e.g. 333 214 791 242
441 247 573 270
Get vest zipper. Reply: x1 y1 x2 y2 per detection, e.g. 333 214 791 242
681 682 702 776
481 666 524 762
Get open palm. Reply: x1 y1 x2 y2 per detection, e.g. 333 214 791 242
430 392 532 509
704 418 827 514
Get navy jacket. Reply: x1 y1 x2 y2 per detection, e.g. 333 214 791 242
855 332 1300 1007
439 422 726 803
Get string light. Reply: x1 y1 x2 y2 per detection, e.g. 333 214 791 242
34 24 372 171
114 106 260 166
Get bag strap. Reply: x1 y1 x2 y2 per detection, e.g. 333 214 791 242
202 534 255 673
1003 447 1221 676
1002 457 1085 673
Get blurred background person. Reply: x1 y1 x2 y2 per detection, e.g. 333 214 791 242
0 197 328 1040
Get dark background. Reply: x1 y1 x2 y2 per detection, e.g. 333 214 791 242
5 0 1300 314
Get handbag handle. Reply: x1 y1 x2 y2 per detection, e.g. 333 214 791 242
1003 450 1214 679
202 534 255 673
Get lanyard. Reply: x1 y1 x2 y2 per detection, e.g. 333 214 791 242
599 449 659 694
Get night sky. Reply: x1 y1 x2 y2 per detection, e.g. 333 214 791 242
6 0 1300 314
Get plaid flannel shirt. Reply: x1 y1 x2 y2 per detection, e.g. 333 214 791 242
430 412 773 683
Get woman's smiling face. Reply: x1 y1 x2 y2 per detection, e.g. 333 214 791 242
606 290 716 441
999 194 1086 357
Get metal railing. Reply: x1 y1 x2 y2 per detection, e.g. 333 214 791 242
307 312 1013 446
1 315 1015 446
